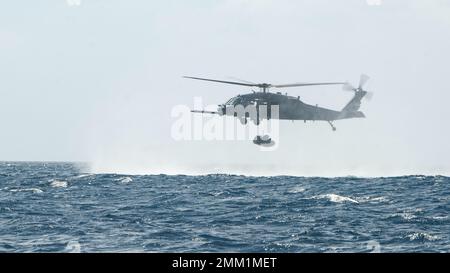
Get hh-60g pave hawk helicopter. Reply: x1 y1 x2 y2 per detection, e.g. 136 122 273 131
185 74 372 132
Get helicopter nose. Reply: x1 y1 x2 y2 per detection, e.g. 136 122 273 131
218 105 226 115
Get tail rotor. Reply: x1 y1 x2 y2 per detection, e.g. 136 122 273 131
343 74 373 101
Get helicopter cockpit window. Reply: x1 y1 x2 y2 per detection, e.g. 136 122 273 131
225 97 236 105
225 97 243 105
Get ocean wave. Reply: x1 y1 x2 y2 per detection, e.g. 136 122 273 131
355 196 388 203
399 213 416 220
430 216 448 221
391 208 423 221
64 240 81 253
116 177 133 183
406 232 439 242
50 180 68 188
72 174 95 179
10 188 43 194
210 191 224 197
288 186 306 194
314 194 359 204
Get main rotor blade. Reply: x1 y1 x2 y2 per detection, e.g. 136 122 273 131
359 74 370 89
184 76 346 89
272 82 346 88
183 76 258 87
226 76 257 85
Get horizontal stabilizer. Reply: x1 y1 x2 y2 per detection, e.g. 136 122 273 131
191 110 218 114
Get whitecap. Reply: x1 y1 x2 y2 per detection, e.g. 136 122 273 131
407 232 438 242
210 191 224 196
316 194 359 204
73 174 94 179
288 186 305 194
414 176 427 180
434 176 445 182
399 213 416 220
356 196 388 203
64 240 81 253
117 177 133 183
431 216 448 221
370 196 388 202
50 180 68 188
10 188 43 194
392 208 424 221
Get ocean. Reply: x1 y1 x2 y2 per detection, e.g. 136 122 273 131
0 161 449 252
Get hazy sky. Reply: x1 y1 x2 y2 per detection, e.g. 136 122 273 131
1 0 449 176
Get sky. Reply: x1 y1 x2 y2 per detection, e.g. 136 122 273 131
0 0 449 176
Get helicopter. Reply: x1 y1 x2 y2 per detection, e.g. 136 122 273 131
185 74 372 131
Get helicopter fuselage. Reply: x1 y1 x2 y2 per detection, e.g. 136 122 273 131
216 91 364 123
